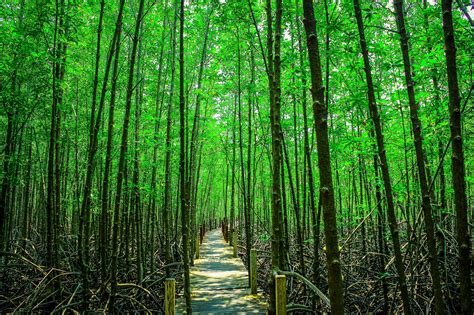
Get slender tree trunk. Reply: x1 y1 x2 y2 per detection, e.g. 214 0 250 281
393 1 444 313
46 0 58 271
163 3 178 278
266 0 286 313
289 10 306 275
246 43 253 284
22 129 33 247
149 1 169 275
441 1 471 312
189 11 211 265
236 32 251 278
0 110 14 253
109 0 144 309
46 0 66 274
0 1 25 255
100 0 124 284
230 96 237 246
281 156 289 255
399 105 412 233
374 156 389 313
132 28 144 283
179 0 192 312
353 1 412 312
290 28 301 267
78 0 108 306
54 0 67 275
302 1 344 313
295 0 320 297
224 158 229 233
282 137 305 276
72 82 80 236
357 150 367 257
438 140 447 210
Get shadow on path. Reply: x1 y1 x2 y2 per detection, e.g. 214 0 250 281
177 229 267 314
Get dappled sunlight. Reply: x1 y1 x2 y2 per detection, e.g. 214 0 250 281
177 230 267 314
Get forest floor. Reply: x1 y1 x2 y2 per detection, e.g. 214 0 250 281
177 229 267 314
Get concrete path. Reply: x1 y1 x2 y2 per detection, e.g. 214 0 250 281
177 229 267 314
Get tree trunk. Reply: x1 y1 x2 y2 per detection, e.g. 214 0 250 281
266 0 287 313
132 26 144 283
163 2 178 278
246 42 254 285
109 0 144 310
0 110 14 253
282 137 305 277
302 0 344 313
179 0 192 312
78 0 108 306
353 0 412 312
295 0 319 297
148 4 168 276
230 96 237 247
393 1 444 313
46 0 67 275
189 11 211 265
99 0 124 284
441 1 471 312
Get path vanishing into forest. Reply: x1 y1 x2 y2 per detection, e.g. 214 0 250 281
177 230 266 314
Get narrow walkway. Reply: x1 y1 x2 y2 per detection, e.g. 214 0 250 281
177 229 267 314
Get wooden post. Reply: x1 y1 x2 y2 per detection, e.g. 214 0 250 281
232 231 237 258
250 248 257 294
165 278 175 315
275 275 286 315
196 232 200 259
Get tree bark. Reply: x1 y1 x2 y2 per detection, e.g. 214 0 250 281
99 0 124 284
266 0 287 312
352 1 412 313
441 1 471 312
179 0 192 312
132 25 144 284
393 1 444 313
163 2 178 278
189 11 211 265
230 96 237 247
78 0 107 306
109 0 144 310
302 0 344 313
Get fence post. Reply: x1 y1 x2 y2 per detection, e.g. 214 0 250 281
250 249 257 294
165 278 175 315
275 274 286 315
232 232 237 258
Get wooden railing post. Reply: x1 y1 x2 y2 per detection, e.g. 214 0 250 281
275 274 286 315
250 248 257 294
232 232 237 258
196 232 200 259
165 278 175 315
